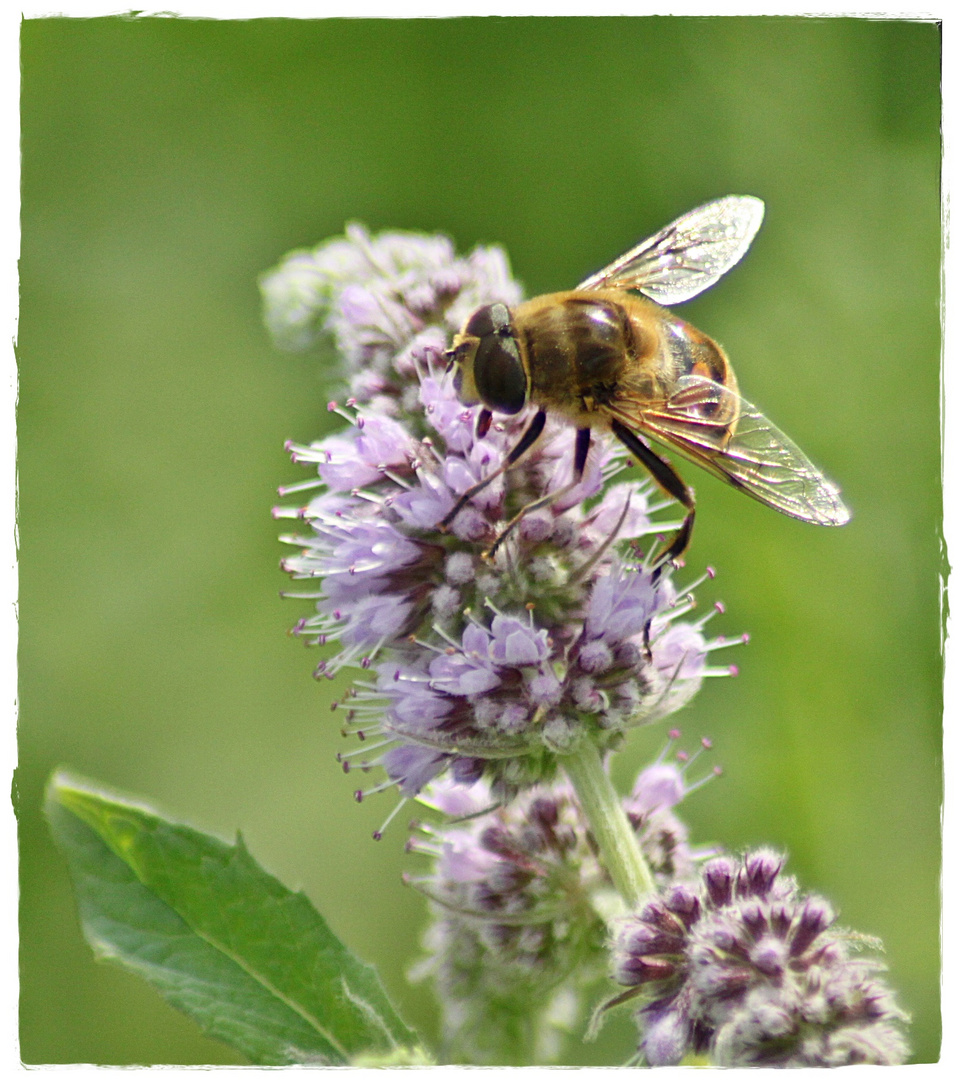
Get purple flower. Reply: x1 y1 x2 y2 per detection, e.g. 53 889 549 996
584 563 663 644
334 593 413 650
258 217 911 1071
261 223 521 407
611 850 910 1066
285 504 422 593
269 225 741 811
416 774 496 819
419 375 478 453
388 470 458 533
629 762 689 813
380 744 450 798
429 648 502 697
279 492 445 671
488 614 551 666
261 221 909 1073
317 412 414 491
335 561 734 802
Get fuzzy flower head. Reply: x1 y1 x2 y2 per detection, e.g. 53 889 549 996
406 740 716 1064
261 224 521 414
265 225 743 825
610 849 910 1067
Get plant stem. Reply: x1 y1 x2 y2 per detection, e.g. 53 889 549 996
562 741 656 909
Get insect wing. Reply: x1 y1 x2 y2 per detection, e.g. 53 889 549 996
621 375 850 526
578 195 765 305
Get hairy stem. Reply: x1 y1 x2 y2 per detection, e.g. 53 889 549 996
562 741 655 909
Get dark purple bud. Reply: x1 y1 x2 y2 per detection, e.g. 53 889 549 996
518 513 554 545
431 268 462 298
705 923 739 952
663 883 701 921
768 901 793 940
623 920 685 957
712 963 755 997
738 850 783 899
528 795 560 833
579 639 614 673
750 936 788 977
517 824 546 855
641 899 686 936
620 954 678 985
613 641 643 669
703 856 737 908
450 756 485 785
790 896 834 957
857 981 900 1021
479 825 517 859
739 900 769 938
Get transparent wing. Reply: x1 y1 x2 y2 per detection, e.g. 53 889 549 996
577 195 765 305
607 375 850 526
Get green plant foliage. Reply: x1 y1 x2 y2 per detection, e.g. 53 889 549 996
45 771 422 1066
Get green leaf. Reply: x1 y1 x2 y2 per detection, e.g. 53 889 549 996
46 770 422 1066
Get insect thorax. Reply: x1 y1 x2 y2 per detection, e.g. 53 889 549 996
516 291 657 420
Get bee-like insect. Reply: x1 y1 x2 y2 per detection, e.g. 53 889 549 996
441 195 850 564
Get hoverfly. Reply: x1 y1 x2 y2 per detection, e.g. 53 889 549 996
441 196 850 565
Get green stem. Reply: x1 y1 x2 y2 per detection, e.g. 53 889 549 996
562 741 656 909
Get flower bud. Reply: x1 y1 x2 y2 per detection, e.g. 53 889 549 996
610 849 909 1066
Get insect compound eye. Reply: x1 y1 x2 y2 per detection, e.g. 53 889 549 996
473 335 527 415
464 302 509 339
473 330 527 415
458 303 527 414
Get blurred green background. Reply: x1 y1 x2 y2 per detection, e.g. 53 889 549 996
19 16 941 1065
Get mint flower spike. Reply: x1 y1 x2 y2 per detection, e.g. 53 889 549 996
267 224 742 850
610 849 910 1066
260 223 521 408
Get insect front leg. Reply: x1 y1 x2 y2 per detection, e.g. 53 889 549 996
609 418 695 572
483 427 592 560
437 410 547 533
475 408 493 439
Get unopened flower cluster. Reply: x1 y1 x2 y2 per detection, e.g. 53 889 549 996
263 226 736 807
406 742 710 1064
612 849 909 1066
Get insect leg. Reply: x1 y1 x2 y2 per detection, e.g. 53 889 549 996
485 423 591 557
437 409 548 532
475 408 493 439
609 418 695 568
483 427 592 560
